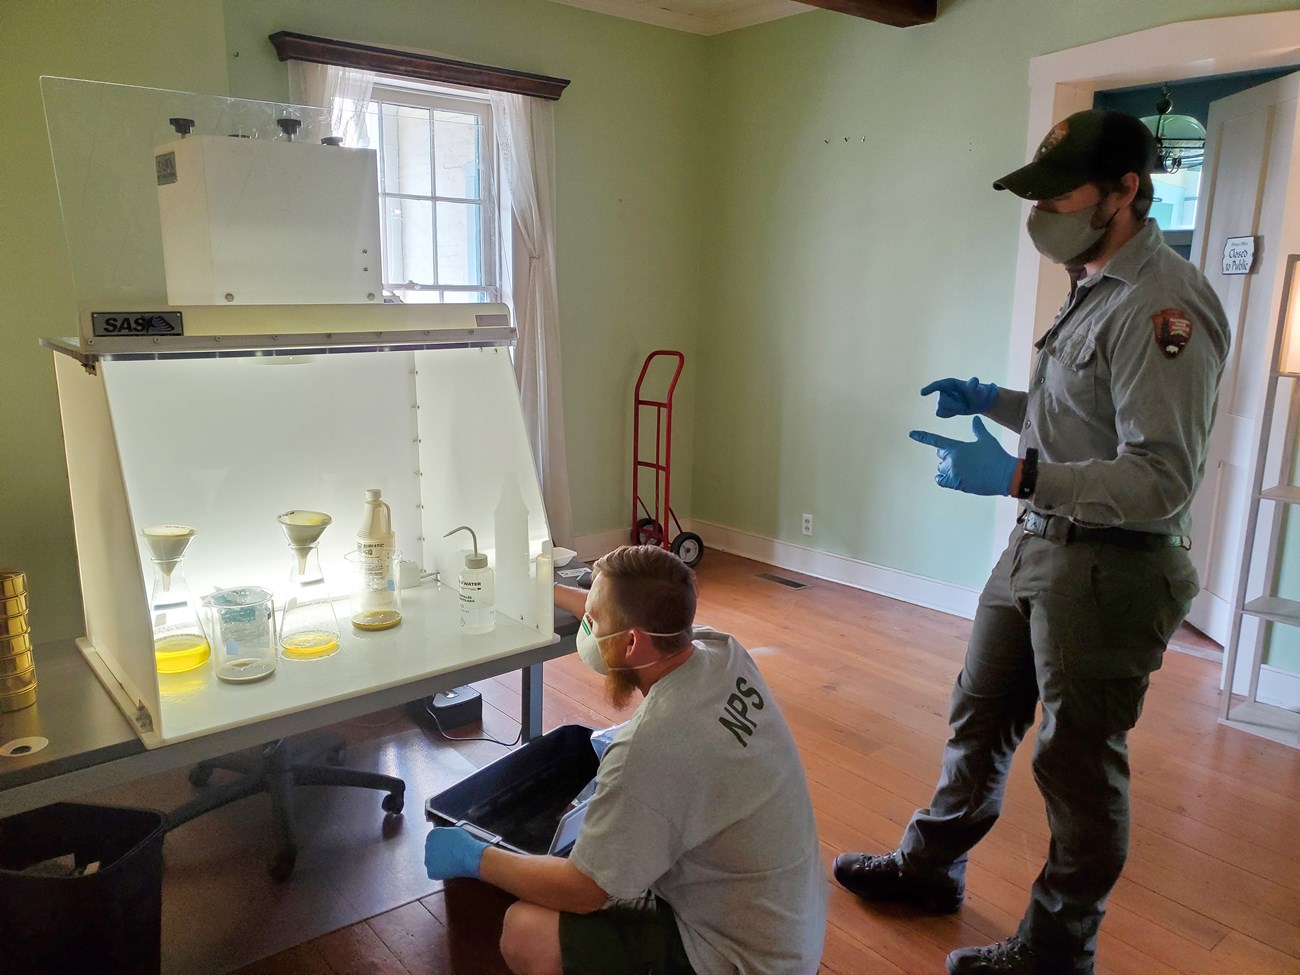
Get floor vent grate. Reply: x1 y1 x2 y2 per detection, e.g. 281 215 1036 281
757 572 808 590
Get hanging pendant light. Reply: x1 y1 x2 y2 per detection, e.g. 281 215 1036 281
1140 84 1206 174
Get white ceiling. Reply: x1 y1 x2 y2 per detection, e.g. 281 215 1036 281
544 0 812 36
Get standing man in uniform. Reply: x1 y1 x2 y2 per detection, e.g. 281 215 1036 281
424 544 826 975
833 110 1229 975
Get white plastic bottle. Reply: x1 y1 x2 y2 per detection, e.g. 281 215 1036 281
357 488 396 558
494 472 530 621
534 540 554 630
444 526 495 634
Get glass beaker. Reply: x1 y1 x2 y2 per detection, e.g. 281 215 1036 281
142 526 211 674
277 511 341 660
344 550 402 631
203 587 277 683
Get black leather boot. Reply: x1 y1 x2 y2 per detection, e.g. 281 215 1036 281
946 936 1040 974
832 850 964 913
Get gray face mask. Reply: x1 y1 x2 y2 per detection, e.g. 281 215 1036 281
1026 203 1112 265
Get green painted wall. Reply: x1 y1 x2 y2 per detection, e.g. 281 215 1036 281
5 0 1300 680
0 0 230 643
221 0 710 551
693 0 1300 599
1264 497 1300 671
1 0 707 643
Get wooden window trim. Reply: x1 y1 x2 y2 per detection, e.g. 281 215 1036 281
269 31 570 101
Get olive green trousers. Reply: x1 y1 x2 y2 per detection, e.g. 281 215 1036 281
899 526 1198 974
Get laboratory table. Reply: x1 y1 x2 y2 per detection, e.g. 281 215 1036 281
0 604 581 818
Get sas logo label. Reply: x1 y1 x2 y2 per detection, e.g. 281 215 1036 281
91 312 184 337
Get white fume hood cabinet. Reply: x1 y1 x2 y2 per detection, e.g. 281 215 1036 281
40 79 553 748
155 116 382 306
44 305 556 748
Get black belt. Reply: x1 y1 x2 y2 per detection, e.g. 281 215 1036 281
1019 510 1189 551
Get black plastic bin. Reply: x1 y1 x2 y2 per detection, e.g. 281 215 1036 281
425 724 597 855
0 802 167 975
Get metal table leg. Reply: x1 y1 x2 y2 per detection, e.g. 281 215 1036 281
521 662 544 742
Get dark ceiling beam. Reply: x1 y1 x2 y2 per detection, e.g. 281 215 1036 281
268 31 570 100
796 0 937 28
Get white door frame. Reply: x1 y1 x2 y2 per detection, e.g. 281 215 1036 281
994 10 1300 551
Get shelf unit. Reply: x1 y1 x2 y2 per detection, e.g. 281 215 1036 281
1220 253 1300 748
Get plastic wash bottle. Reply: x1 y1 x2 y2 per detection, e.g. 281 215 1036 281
444 526 495 634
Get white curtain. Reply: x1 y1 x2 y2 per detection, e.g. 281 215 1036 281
490 91 574 548
287 61 376 147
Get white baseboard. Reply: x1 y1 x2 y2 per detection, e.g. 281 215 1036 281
688 519 980 620
576 521 978 620
577 520 1300 709
573 528 636 564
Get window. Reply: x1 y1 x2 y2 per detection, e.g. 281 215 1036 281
360 82 498 303
1149 166 1201 233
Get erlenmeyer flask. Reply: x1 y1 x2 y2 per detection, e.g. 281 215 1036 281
142 525 211 674
277 510 341 660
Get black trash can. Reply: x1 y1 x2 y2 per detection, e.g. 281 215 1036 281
0 802 167 975
426 724 598 855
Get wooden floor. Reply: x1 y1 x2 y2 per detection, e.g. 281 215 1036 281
234 551 1300 975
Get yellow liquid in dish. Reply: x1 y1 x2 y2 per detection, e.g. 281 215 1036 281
280 631 341 660
351 610 402 631
154 634 211 673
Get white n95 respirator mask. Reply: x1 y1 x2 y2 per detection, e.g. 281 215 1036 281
576 614 687 675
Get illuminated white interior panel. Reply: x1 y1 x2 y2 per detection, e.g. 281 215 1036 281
104 351 423 598
56 341 556 745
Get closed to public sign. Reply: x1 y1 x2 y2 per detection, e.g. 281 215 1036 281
1222 236 1257 276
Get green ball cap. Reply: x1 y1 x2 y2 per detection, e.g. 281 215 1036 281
993 109 1157 200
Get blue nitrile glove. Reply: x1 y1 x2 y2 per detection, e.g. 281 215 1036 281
920 377 999 418
909 417 1018 496
424 826 488 880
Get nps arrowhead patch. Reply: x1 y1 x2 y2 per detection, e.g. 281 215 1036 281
1152 308 1193 359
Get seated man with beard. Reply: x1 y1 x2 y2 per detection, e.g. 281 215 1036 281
423 544 826 975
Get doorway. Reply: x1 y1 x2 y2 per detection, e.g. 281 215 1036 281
1091 71 1300 658
998 11 1300 706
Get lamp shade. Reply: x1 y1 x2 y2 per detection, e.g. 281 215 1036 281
1142 113 1207 146
1141 110 1207 173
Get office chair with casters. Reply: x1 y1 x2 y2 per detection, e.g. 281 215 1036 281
168 733 405 882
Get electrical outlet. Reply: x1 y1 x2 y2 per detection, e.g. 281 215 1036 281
801 513 813 536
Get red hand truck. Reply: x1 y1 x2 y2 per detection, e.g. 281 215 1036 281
631 351 703 567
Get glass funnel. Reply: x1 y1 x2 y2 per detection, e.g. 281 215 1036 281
141 525 211 674
277 510 341 660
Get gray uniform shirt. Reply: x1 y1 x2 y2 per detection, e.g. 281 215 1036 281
569 626 826 975
986 219 1230 534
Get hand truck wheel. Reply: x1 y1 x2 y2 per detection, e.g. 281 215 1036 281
634 517 665 546
671 532 704 567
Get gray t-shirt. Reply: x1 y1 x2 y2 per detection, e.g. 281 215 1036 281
569 626 826 975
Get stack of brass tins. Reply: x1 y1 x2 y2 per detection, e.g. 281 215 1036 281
0 570 35 712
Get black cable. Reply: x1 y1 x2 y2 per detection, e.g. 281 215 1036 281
423 696 522 747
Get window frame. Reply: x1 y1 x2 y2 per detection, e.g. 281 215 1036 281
369 79 499 304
